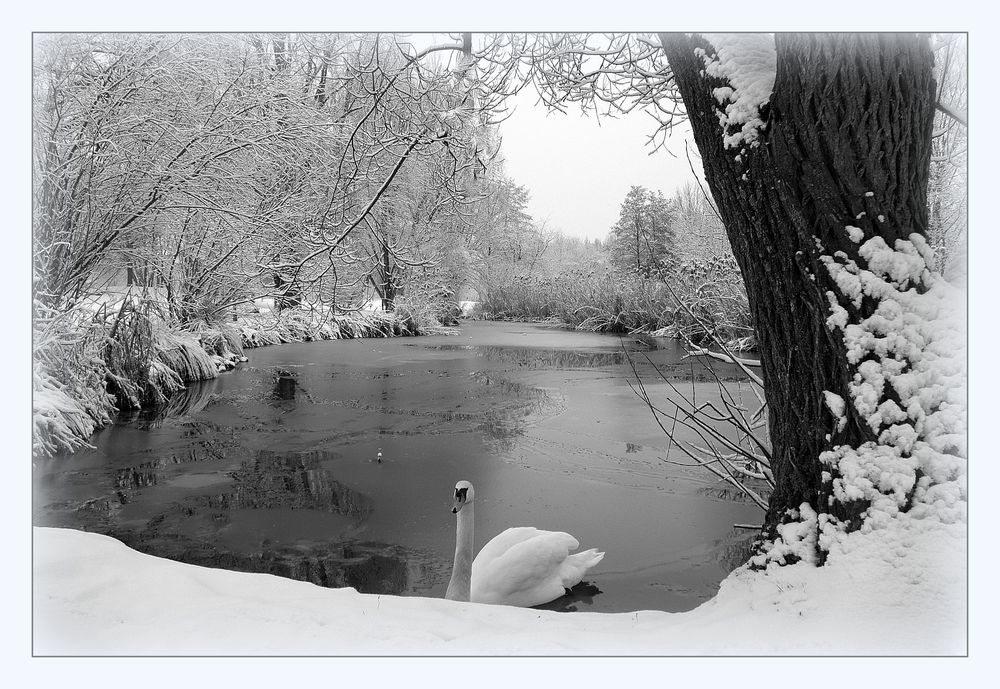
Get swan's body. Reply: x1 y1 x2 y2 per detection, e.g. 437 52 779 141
445 481 605 607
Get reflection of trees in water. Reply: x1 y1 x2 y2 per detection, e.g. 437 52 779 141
116 464 159 489
716 530 759 574
432 342 756 382
165 449 407 594
62 445 419 595
328 371 563 448
697 481 772 505
117 379 219 429
274 373 297 400
115 442 232 492
208 449 373 519
108 523 422 596
471 371 550 399
471 371 563 449
482 345 629 369
434 344 632 369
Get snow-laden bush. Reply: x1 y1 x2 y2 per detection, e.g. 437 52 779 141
32 367 115 456
32 300 117 456
155 332 219 383
235 301 456 345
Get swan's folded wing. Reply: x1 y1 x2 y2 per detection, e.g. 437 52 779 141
472 530 580 606
472 527 550 569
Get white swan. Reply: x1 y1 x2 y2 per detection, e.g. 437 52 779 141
445 480 605 607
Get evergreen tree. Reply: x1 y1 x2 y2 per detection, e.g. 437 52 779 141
607 185 675 277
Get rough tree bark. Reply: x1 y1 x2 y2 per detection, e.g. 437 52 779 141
660 33 936 546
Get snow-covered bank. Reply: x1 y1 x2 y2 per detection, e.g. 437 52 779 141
33 523 964 655
32 304 457 458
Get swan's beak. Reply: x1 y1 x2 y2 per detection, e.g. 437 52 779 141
451 498 465 514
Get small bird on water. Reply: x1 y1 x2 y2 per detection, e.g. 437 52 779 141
377 448 383 463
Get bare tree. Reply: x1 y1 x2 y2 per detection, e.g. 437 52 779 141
926 34 967 283
33 33 498 323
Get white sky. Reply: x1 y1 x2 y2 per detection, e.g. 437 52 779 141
400 32 703 242
498 86 702 242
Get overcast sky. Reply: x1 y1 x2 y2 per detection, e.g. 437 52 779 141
496 86 702 242
401 32 703 242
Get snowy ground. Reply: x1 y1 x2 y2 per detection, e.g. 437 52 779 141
33 519 964 656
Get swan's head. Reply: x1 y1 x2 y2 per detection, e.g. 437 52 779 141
451 480 474 514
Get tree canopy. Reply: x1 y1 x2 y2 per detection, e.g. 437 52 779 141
607 185 675 277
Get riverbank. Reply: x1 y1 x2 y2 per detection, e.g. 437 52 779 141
32 515 965 654
32 305 458 459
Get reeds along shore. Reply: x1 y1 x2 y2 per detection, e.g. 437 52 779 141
477 259 755 351
32 302 458 459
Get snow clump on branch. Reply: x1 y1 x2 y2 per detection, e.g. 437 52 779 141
695 33 776 149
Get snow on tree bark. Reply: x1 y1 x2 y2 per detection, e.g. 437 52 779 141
660 33 963 561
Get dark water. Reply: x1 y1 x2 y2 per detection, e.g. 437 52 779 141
33 321 764 613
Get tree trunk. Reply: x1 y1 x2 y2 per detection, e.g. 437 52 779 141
382 243 396 311
660 33 936 545
635 218 641 273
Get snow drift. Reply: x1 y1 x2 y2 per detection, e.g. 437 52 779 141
33 522 964 655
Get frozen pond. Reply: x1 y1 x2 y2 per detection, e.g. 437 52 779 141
33 321 763 613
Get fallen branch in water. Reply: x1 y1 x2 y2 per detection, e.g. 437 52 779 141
682 346 762 375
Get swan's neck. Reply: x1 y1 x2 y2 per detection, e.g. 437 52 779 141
445 503 474 601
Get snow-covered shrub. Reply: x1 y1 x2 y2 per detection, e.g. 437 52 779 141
99 299 217 409
479 257 754 349
32 301 117 456
32 367 115 456
660 255 754 350
155 331 219 383
393 296 461 335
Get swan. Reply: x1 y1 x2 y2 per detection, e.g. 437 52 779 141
444 480 605 607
